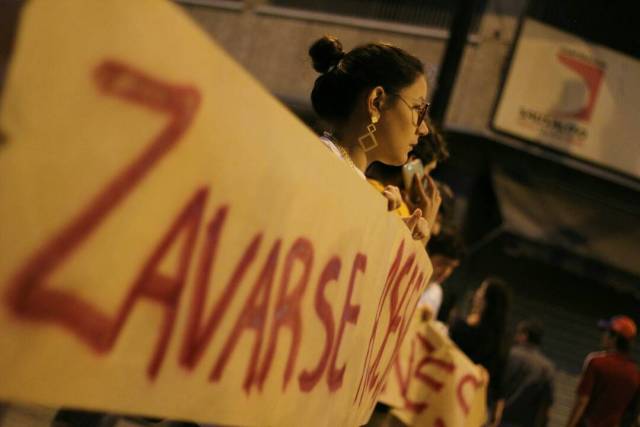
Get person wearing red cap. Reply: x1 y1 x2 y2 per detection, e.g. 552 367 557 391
567 315 640 427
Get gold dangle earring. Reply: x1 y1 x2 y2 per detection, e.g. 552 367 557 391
358 115 379 152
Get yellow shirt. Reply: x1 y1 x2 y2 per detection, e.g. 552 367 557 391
367 178 411 218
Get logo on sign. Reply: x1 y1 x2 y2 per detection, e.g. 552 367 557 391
517 48 606 145
554 48 605 121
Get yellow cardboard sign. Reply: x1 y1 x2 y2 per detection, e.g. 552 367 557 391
0 1 432 426
378 314 488 427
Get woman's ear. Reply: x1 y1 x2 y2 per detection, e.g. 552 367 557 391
367 86 386 123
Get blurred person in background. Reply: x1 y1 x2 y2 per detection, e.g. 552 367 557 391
308 35 440 242
417 225 464 321
408 118 449 176
567 315 640 427
430 180 454 237
449 277 512 427
500 319 555 427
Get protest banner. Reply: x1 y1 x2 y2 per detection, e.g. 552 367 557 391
378 313 488 427
0 1 432 426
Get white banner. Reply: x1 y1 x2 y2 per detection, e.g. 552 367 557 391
0 1 432 426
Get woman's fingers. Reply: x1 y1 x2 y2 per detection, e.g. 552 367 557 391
383 185 402 211
424 175 438 199
423 174 432 194
423 175 441 227
403 208 422 233
402 209 430 241
412 217 430 241
413 173 429 204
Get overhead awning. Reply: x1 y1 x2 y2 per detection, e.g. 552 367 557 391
492 163 640 298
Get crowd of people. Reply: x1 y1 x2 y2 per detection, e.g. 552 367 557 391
307 35 640 427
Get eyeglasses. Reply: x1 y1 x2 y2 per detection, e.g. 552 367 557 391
391 93 430 130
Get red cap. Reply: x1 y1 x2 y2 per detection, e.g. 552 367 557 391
598 315 637 340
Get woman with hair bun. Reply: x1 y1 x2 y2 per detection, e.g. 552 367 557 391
309 36 440 242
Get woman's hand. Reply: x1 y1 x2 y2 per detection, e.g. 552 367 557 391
402 209 430 242
405 174 441 236
382 185 402 211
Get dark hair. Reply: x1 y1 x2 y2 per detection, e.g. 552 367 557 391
610 331 632 353
517 319 544 346
309 35 424 124
478 277 511 358
436 181 455 227
410 120 449 165
427 225 464 260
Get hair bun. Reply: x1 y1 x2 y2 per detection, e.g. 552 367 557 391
309 36 345 73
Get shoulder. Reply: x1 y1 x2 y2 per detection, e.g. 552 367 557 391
367 178 385 192
539 352 556 376
585 350 608 361
319 135 342 158
509 343 526 357
506 345 528 368
510 344 538 361
542 352 555 369
583 351 608 370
